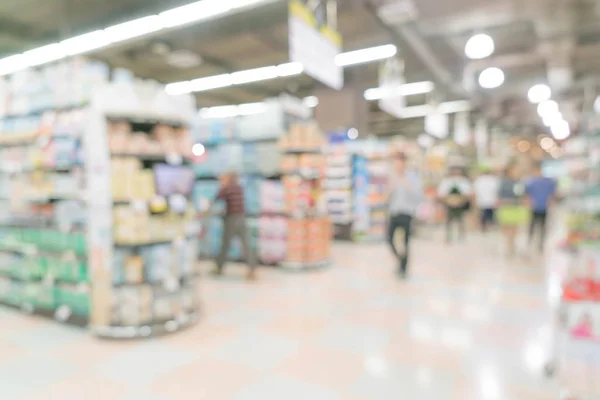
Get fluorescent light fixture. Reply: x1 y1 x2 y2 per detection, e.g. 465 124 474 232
231 66 278 84
200 105 239 119
104 15 164 43
22 44 66 67
527 84 551 104
335 44 397 67
364 81 434 100
0 55 28 76
190 74 233 91
158 0 233 28
60 30 111 55
478 67 504 89
465 34 494 60
277 62 304 77
199 102 268 119
537 100 559 117
303 96 319 108
165 81 192 96
393 101 471 119
0 0 274 77
542 111 562 127
237 102 267 115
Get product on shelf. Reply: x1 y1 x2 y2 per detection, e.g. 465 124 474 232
1 63 199 337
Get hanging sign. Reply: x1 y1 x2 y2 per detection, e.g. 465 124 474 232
289 0 343 90
453 112 471 146
425 109 449 139
378 57 406 118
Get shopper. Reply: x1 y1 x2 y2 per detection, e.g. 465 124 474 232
496 165 527 258
525 163 557 253
437 167 472 243
473 167 500 233
387 152 423 279
211 172 256 280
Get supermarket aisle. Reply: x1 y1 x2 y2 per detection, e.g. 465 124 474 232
0 236 567 399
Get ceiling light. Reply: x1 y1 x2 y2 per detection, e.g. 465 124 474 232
551 120 570 140
537 100 559 118
192 143 205 156
363 81 434 100
60 30 111 55
277 62 303 77
0 55 28 76
540 137 555 150
104 15 164 43
527 84 551 104
231 66 278 84
0 0 274 77
158 0 233 28
165 81 192 96
347 128 358 140
478 67 504 89
542 112 563 127
465 34 494 60
199 105 239 119
335 44 397 67
22 44 66 67
303 96 319 108
190 74 233 91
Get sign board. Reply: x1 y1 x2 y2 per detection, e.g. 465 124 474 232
289 0 343 90
378 57 406 118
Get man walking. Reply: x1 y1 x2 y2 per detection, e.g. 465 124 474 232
525 163 557 253
387 152 423 279
473 167 500 233
212 172 256 280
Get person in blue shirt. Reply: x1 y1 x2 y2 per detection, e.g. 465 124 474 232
525 163 557 253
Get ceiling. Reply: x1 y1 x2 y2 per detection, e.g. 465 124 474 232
3 0 600 139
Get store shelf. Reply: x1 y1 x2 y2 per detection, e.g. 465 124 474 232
0 299 88 327
106 113 188 128
92 310 199 339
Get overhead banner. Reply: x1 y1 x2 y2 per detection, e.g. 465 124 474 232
378 57 406 118
289 0 343 90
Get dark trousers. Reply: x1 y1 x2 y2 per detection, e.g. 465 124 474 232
480 208 496 233
529 211 548 252
446 208 465 243
216 214 256 271
387 214 413 274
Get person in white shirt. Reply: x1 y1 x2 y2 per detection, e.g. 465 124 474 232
438 167 472 243
473 168 500 233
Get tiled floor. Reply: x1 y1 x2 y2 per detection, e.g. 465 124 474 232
0 233 596 399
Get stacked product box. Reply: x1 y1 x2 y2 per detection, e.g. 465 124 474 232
285 218 331 266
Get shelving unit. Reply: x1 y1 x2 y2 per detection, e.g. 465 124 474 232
192 97 310 266
0 57 199 338
279 123 331 270
544 120 600 397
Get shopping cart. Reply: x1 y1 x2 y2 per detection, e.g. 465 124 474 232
544 247 600 400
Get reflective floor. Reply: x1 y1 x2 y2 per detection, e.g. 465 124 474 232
0 233 595 399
